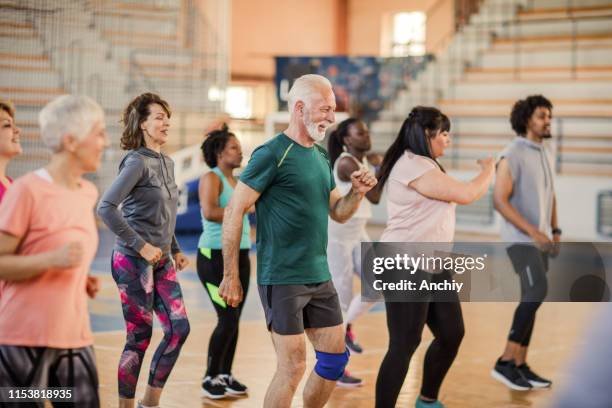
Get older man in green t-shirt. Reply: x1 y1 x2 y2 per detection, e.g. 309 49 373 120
220 74 377 408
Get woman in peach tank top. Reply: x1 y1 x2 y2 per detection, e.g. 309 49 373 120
374 107 495 408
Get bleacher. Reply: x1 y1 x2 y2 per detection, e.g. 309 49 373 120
370 0 612 240
90 0 224 113
0 0 228 192
0 2 62 176
1 0 608 239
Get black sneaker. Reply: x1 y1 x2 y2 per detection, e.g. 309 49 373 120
345 326 363 354
220 374 248 395
491 359 532 391
201 375 227 399
517 363 552 388
336 370 363 388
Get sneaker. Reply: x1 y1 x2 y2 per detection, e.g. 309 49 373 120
201 375 227 399
491 359 532 391
517 363 552 388
415 397 445 408
345 326 363 354
336 370 363 388
220 374 248 395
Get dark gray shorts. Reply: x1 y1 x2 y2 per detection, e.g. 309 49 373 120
257 280 344 335
0 344 99 407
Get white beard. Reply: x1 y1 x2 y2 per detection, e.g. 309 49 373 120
304 114 326 142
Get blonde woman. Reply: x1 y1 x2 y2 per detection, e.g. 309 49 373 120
0 95 108 407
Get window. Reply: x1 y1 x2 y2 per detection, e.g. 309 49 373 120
207 86 223 102
224 86 252 119
392 12 426 57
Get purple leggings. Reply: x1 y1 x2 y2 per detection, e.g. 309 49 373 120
111 251 190 399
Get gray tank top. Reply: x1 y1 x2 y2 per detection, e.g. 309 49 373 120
498 137 555 242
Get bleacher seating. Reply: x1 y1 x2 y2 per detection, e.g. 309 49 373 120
1 0 227 192
370 0 612 239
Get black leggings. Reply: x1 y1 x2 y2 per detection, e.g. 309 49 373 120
0 345 99 408
375 297 464 407
507 245 549 346
197 248 250 377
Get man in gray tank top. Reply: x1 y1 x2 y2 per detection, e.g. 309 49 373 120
491 95 561 391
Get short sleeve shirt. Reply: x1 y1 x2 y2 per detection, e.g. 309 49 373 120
0 172 98 348
381 151 456 243
240 133 336 285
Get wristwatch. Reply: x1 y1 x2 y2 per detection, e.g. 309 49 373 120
552 227 562 236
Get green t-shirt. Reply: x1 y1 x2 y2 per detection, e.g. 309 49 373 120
239 133 336 285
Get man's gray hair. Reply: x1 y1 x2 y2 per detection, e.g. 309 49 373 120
39 95 105 152
287 74 332 113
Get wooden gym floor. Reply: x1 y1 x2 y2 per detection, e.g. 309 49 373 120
89 229 601 407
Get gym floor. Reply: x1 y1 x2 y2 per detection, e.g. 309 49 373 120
90 228 600 407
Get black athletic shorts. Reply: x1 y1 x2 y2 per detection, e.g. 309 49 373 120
257 280 343 335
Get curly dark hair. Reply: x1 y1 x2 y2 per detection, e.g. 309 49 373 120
510 95 553 137
201 123 235 168
120 92 171 150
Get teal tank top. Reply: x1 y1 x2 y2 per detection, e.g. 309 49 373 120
198 167 251 250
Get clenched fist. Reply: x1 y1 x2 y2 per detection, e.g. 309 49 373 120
139 243 163 265
219 276 243 308
350 168 377 194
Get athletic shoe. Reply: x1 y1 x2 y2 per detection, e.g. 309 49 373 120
517 363 552 388
220 374 248 395
491 358 532 391
336 370 363 387
415 396 445 408
201 375 227 399
345 326 363 354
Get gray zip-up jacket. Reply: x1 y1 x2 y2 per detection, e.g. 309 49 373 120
97 147 181 257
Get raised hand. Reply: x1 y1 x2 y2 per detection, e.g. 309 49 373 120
477 157 495 173
350 168 377 194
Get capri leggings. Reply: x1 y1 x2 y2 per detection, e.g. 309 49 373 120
111 251 190 399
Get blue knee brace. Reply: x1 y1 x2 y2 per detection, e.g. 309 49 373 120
314 348 349 381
